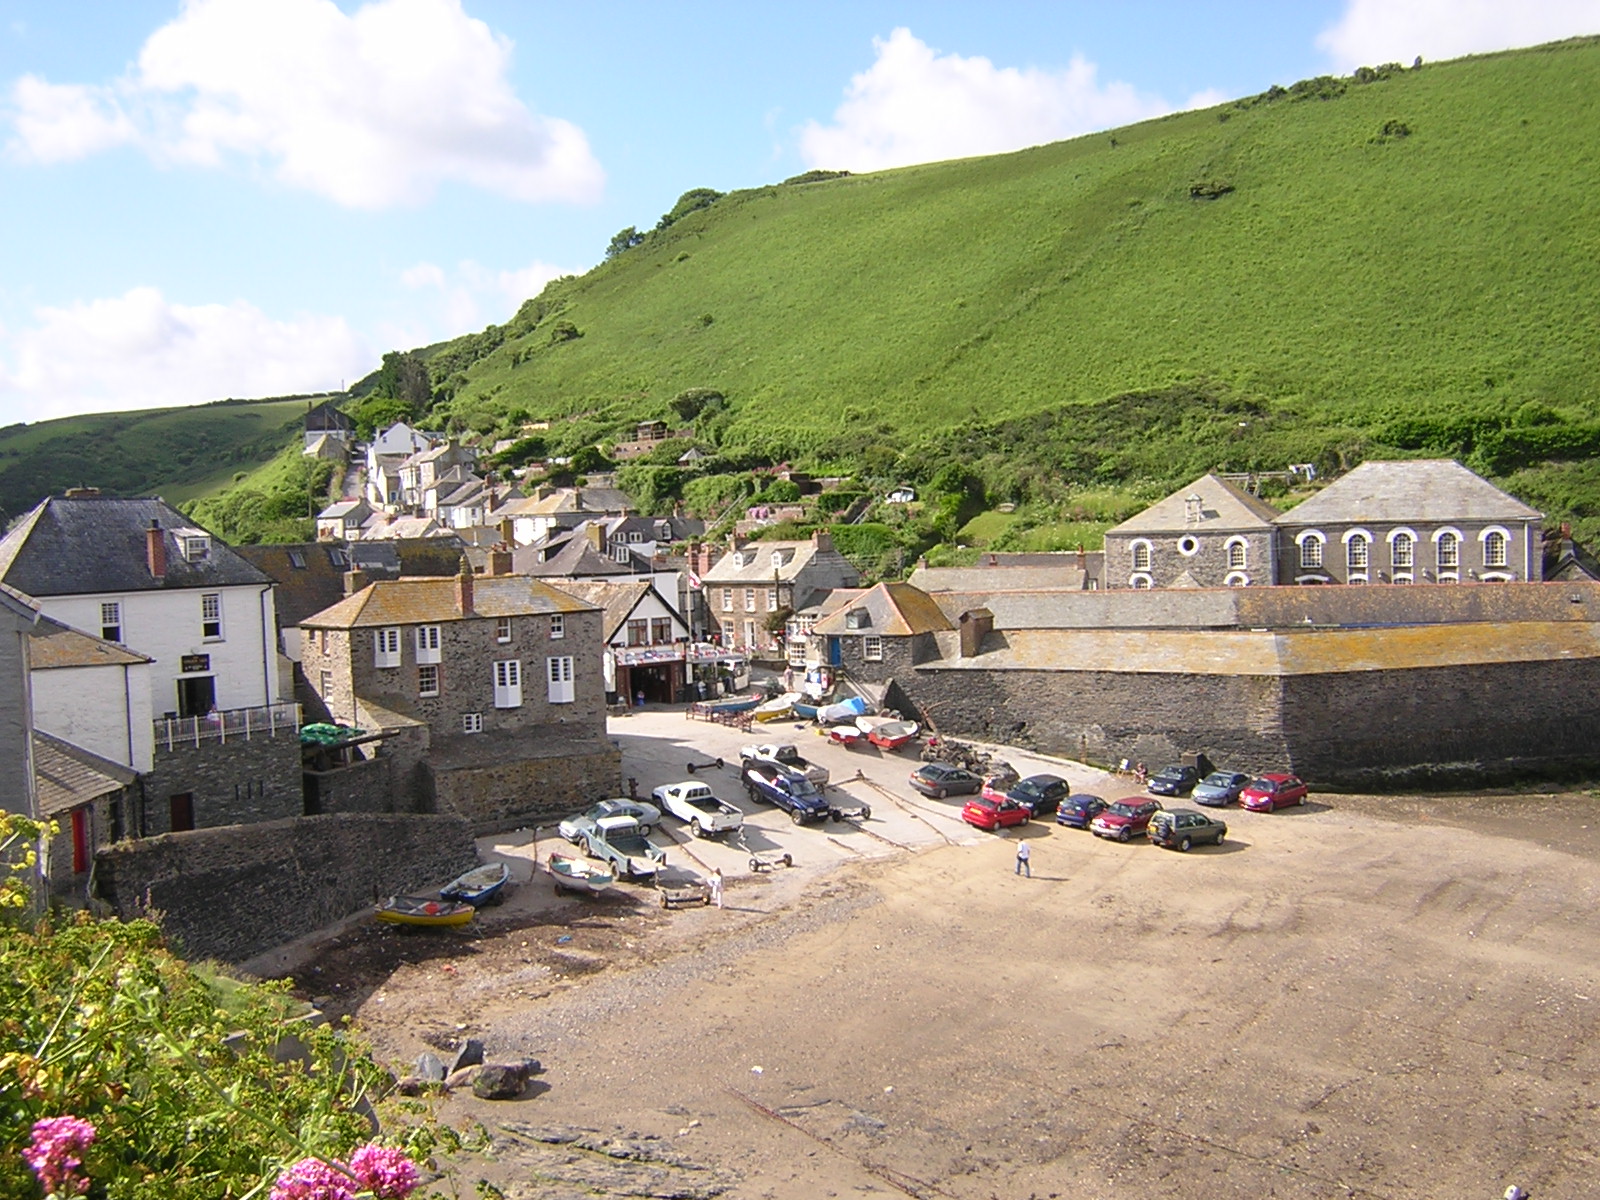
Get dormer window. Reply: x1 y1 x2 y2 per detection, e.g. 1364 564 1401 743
182 535 210 562
845 608 869 630
770 550 784 570
732 551 747 568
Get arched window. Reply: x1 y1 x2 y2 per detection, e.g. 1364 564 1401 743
1391 532 1414 569
1437 531 1459 569
1130 574 1154 590
1226 538 1248 569
1298 534 1324 569
1131 540 1152 571
1483 529 1508 568
1224 571 1250 587
1346 534 1370 571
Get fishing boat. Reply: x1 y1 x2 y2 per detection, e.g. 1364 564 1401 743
818 696 868 724
753 692 801 722
791 699 821 720
865 718 920 751
374 895 475 928
439 861 511 907
825 722 866 746
547 853 615 896
704 693 760 714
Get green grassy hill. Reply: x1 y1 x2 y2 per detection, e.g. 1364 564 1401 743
412 38 1600 544
0 396 324 526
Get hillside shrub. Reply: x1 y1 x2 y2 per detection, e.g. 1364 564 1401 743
658 188 724 230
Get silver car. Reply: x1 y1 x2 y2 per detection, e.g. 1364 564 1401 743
558 798 662 842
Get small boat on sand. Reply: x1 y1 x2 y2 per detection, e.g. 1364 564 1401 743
753 692 801 722
705 693 760 713
791 699 821 720
818 697 868 724
547 853 615 896
864 718 920 750
375 895 475 927
825 723 866 746
440 861 511 907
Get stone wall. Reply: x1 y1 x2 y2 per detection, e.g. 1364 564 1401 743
96 812 478 964
429 736 622 831
140 730 304 834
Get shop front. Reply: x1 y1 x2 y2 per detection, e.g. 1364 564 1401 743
613 644 688 705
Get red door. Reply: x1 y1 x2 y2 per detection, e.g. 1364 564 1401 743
169 793 195 833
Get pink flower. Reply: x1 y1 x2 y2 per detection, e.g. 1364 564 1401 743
269 1158 356 1200
23 1116 96 1197
349 1144 420 1199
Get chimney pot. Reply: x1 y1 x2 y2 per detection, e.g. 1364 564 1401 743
343 569 367 595
456 554 475 615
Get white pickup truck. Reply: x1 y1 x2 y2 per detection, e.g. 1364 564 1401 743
739 742 829 786
651 781 745 838
582 815 666 879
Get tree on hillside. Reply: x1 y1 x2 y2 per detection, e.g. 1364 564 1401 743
657 188 724 230
670 387 725 422
374 351 432 407
606 226 645 259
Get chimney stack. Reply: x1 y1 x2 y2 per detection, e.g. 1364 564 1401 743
488 545 513 577
585 524 604 552
64 486 101 498
145 519 166 580
812 529 833 553
343 569 367 596
498 517 514 544
456 554 475 615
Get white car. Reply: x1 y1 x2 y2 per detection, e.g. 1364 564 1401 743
557 798 662 843
651 781 745 838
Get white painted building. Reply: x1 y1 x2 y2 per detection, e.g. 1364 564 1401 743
29 615 155 772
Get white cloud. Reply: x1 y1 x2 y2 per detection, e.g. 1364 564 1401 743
799 28 1176 172
0 287 371 422
400 257 578 337
1317 0 1600 71
6 0 603 209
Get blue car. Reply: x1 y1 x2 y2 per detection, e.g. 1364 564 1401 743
1191 771 1251 807
1056 793 1108 828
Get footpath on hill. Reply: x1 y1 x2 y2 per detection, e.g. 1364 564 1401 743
267 710 1600 1200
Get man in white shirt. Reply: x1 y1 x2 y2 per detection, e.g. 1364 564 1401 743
1015 839 1031 878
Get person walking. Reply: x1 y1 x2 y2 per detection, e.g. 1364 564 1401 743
708 867 724 908
1014 839 1031 878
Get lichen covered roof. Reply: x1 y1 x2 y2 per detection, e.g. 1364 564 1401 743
29 615 151 668
34 730 137 815
813 582 954 636
302 573 599 627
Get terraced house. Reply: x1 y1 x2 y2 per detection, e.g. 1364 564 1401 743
300 558 619 828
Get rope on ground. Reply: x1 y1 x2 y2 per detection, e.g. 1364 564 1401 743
724 1087 951 1200
825 835 866 857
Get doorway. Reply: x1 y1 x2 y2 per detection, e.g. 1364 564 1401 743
169 793 195 832
177 675 215 718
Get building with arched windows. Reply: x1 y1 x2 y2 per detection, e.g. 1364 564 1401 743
1102 474 1280 589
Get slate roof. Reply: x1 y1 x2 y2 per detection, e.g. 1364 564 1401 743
908 558 1103 593
0 495 272 597
29 614 151 669
513 537 635 579
317 500 369 519
34 730 137 816
812 582 954 636
703 538 860 586
1275 459 1542 525
235 542 362 628
553 579 674 640
1107 473 1281 536
302 574 599 628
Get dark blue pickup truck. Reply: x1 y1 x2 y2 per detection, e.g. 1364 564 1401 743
742 760 837 825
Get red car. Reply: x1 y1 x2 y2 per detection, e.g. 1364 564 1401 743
979 763 1021 804
1240 773 1309 812
1089 798 1163 842
961 795 1030 831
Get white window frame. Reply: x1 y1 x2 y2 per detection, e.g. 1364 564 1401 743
767 588 779 612
183 535 210 562
375 627 402 668
745 588 757 612
547 655 575 703
418 663 440 697
201 592 223 640
1224 571 1250 587
493 659 523 708
549 614 565 640
1129 574 1154 590
1297 530 1326 569
415 625 442 664
1389 528 1416 570
1225 537 1248 570
722 589 734 612
863 635 884 662
1344 529 1372 572
1130 539 1153 572
462 712 483 734
100 601 122 643
1435 527 1462 571
496 617 513 644
1481 526 1510 569
319 669 333 697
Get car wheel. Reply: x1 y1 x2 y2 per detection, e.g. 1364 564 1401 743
1117 827 1131 843
690 818 703 837
1179 836 1192 852
936 787 947 799
638 824 652 837
792 810 806 825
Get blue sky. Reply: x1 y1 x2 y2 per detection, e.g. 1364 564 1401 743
2 0 1598 424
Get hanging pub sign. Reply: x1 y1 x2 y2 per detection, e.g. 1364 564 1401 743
180 654 211 673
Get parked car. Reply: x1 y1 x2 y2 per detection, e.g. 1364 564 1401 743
650 781 744 838
1007 774 1069 817
1191 771 1252 807
1149 808 1228 850
1056 793 1108 829
1146 765 1200 797
960 795 1030 831
909 763 984 799
1240 773 1309 812
979 762 1021 804
1090 798 1164 842
558 798 662 842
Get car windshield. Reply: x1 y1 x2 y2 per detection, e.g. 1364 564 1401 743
1155 767 1185 779
1250 779 1276 792
1014 780 1043 797
1105 803 1141 818
1200 773 1234 787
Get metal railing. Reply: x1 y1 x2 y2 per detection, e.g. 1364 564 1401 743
154 702 303 751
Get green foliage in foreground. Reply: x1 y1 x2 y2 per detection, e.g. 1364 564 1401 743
0 814 447 1199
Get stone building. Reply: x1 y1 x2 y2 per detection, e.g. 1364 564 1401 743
701 530 862 657
1273 459 1543 585
808 582 954 685
553 578 692 705
300 559 618 828
1103 473 1280 589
